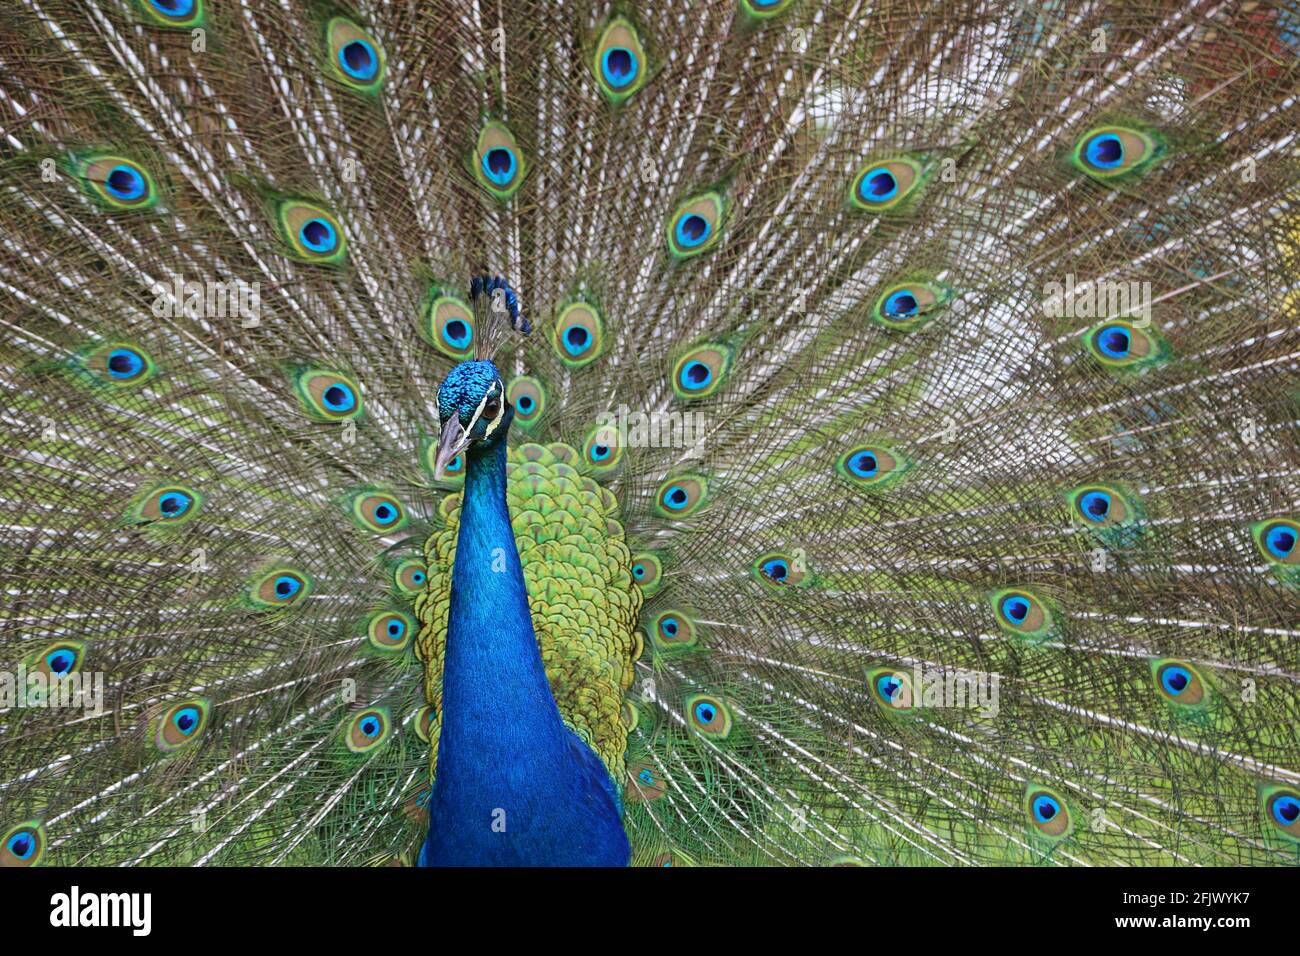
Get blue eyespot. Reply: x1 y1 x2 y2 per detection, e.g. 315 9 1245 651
661 617 679 637
591 443 611 461
274 575 302 599
674 213 711 249
848 451 878 478
1000 595 1029 624
387 619 405 639
637 768 655 786
482 148 517 186
299 218 338 254
633 564 646 578
322 383 356 413
411 570 426 584
883 291 919 317
442 319 471 350
761 558 789 582
150 0 195 15
663 486 689 510
158 491 192 517
444 455 463 474
1078 491 1111 523
876 675 903 702
105 165 146 201
1032 794 1061 824
339 39 378 81
173 706 201 735
516 395 534 413
5 833 35 860
693 701 716 724
1096 325 1131 359
1264 524 1296 559
46 650 75 674
1274 795 1300 827
107 348 145 379
373 503 397 525
360 716 381 738
601 47 637 89
563 326 591 356
858 167 898 204
679 360 713 391
1084 133 1124 170
1160 665 1191 697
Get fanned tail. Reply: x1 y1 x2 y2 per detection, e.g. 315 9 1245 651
1 0 1298 866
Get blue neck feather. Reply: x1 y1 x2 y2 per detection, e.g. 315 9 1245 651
420 433 630 866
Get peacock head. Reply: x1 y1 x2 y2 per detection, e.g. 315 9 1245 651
434 360 509 479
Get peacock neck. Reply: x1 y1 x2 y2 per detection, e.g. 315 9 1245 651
440 437 570 750
423 434 627 864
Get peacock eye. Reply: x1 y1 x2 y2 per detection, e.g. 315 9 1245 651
484 397 501 419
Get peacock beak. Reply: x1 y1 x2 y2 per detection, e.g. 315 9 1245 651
434 416 473 480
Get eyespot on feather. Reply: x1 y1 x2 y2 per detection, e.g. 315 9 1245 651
752 551 808 589
135 0 204 28
507 376 546 430
155 698 211 752
685 694 733 738
671 344 733 399
651 610 698 651
582 421 623 474
413 704 437 743
871 280 952 330
421 294 476 360
849 157 928 212
666 192 726 258
836 443 911 490
552 303 604 366
866 667 915 712
1150 658 1209 709
130 484 202 526
0 821 47 867
473 122 526 200
76 155 158 209
988 588 1055 642
1260 784 1300 842
342 707 391 753
630 552 665 597
1067 483 1131 530
740 0 797 19
325 17 386 92
1024 785 1072 840
654 475 708 517
82 342 156 387
1252 518 1300 565
347 489 408 534
366 610 413 651
247 567 311 609
1071 125 1165 181
29 640 87 680
276 200 346 264
592 18 647 103
293 368 363 421
393 559 428 595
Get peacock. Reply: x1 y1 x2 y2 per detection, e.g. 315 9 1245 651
1 0 1299 868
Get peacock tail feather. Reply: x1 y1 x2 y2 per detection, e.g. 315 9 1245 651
0 0 1298 866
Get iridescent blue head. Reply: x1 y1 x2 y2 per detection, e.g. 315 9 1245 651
434 360 508 479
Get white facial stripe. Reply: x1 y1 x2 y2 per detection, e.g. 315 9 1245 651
466 382 504 438
482 382 506 438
